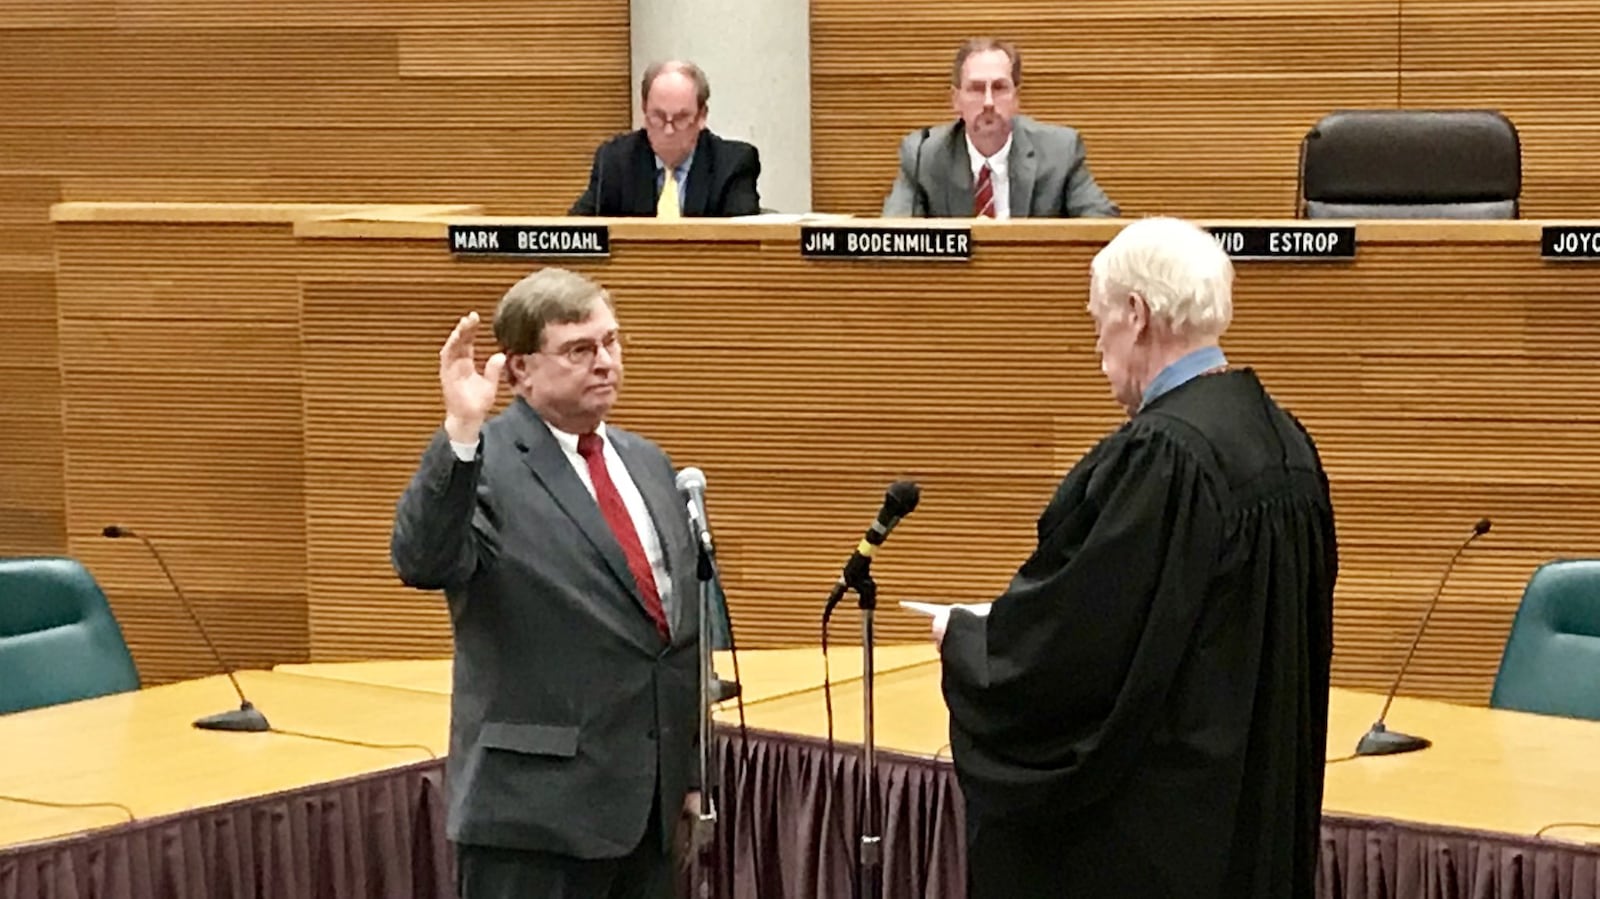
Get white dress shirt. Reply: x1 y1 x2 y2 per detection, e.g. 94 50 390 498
452 422 672 603
965 132 1014 220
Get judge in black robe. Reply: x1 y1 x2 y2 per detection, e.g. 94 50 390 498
938 216 1338 899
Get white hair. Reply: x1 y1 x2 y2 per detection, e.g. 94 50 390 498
1089 216 1234 339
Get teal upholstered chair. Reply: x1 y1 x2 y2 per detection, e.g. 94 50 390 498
1490 559 1600 721
0 557 141 715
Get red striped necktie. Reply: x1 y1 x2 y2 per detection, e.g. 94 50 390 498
974 163 996 218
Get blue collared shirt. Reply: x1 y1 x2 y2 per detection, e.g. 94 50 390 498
654 152 693 213
1140 345 1227 411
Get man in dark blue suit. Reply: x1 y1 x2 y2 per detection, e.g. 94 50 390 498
570 60 762 218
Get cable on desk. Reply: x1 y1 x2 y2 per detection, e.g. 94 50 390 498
268 727 438 760
1536 821 1600 839
0 793 135 823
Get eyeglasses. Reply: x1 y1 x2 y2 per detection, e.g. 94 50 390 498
646 110 698 131
539 330 623 367
960 79 1016 99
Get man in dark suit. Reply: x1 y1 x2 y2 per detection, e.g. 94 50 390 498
391 267 703 898
882 39 1119 219
570 60 762 217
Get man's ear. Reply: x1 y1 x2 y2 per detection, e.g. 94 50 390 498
1127 292 1151 338
504 352 527 386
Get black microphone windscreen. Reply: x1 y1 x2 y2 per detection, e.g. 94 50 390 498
885 481 921 516
102 525 123 538
1474 517 1492 535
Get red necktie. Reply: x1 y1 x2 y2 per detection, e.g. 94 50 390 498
974 163 995 218
577 432 671 642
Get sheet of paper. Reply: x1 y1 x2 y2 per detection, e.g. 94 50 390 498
899 600 991 618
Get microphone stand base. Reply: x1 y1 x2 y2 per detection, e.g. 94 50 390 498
194 702 270 732
1355 723 1430 756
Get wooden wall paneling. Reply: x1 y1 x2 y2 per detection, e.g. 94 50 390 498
285 219 1597 704
1400 0 1600 217
0 172 66 556
809 1 1402 217
48 204 477 682
53 213 313 683
0 3 630 213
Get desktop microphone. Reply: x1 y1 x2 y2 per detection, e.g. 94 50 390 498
1354 517 1491 756
102 525 270 732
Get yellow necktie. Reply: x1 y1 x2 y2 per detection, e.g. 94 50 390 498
657 171 681 220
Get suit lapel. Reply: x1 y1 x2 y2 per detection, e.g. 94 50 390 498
508 400 641 609
942 124 974 217
681 131 714 217
629 131 658 216
1008 123 1038 218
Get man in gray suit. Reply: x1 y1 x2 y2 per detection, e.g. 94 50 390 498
882 39 1119 219
391 267 702 898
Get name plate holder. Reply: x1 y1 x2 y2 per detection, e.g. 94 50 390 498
448 224 610 258
1206 225 1356 261
801 226 972 261
1542 226 1600 260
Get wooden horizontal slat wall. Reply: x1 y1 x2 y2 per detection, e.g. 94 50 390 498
0 172 66 556
1400 0 1600 217
0 2 630 210
282 219 1597 705
810 0 1402 217
52 218 313 683
49 204 476 683
810 1 1600 218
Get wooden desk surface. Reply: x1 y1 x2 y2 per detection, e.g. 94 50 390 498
724 665 1600 842
274 644 941 706
0 671 448 849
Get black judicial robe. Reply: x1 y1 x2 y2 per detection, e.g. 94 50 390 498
941 369 1337 899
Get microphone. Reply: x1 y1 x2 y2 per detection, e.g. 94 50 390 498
911 127 932 217
1355 517 1491 756
675 466 713 557
673 468 740 704
822 481 921 618
102 525 270 732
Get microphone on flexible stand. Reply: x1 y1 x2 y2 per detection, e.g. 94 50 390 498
821 481 921 623
1355 517 1491 756
102 525 270 732
816 480 920 899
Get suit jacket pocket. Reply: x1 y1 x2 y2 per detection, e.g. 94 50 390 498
480 721 579 758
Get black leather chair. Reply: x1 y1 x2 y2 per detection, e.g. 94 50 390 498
1297 110 1522 219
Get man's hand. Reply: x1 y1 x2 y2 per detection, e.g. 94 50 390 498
674 790 714 870
439 310 506 445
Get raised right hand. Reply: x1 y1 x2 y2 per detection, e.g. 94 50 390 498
439 311 506 444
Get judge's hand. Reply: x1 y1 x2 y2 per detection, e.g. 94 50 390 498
439 311 505 445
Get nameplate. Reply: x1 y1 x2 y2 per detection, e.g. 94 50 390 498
1206 226 1356 261
800 226 972 260
447 225 610 257
1542 226 1600 259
